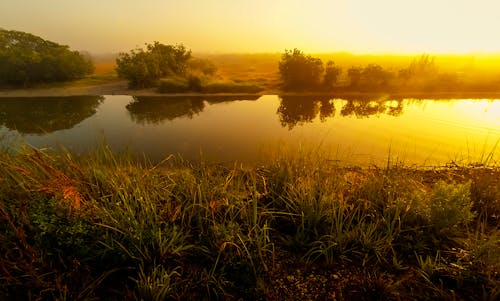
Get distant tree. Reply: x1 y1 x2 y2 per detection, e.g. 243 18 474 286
116 42 192 88
347 67 362 87
278 49 324 91
322 61 342 90
399 54 437 80
0 29 93 87
361 64 391 88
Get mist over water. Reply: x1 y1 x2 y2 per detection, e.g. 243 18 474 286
0 95 498 166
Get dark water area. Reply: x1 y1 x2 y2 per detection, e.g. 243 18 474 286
0 95 498 166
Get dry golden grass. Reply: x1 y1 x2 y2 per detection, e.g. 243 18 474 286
92 61 117 76
198 53 281 91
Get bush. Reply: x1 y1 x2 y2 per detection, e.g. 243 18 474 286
322 61 342 90
157 77 190 93
188 58 217 76
279 49 342 91
201 80 262 93
278 49 324 91
116 42 191 88
187 75 202 92
430 181 475 233
0 29 93 86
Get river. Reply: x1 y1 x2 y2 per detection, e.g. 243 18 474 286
0 95 498 166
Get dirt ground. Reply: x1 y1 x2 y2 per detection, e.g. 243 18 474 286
0 80 160 97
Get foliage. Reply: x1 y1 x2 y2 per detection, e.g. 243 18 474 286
116 42 192 88
187 57 217 76
201 80 262 93
322 60 342 90
157 76 190 93
345 64 393 90
0 145 498 300
430 180 475 233
347 67 363 87
399 54 438 80
361 64 391 88
0 29 93 86
278 49 344 91
133 265 180 301
278 49 325 91
157 76 263 94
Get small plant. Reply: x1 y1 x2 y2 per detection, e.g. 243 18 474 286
416 251 442 283
430 181 475 234
133 265 180 301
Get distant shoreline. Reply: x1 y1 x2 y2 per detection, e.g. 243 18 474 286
2 81 500 98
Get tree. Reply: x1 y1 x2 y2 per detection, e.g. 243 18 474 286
0 29 93 86
347 67 362 87
322 61 342 90
360 64 391 89
399 54 438 80
409 54 437 77
116 42 192 88
278 49 324 91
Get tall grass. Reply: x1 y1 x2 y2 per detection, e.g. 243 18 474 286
0 144 498 300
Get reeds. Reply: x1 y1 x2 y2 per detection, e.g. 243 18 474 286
0 144 498 300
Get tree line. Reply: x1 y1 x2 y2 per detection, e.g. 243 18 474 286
277 49 471 92
0 29 93 87
1 29 496 93
117 44 479 93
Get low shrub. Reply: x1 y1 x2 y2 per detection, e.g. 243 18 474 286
201 80 263 93
157 77 190 93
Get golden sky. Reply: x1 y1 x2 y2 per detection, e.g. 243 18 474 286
1 0 500 54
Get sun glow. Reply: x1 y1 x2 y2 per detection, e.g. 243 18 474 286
341 0 500 54
1 0 500 54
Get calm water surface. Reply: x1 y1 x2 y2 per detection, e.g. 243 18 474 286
0 95 498 166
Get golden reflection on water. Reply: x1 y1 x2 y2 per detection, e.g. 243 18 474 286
266 96 499 166
0 95 498 166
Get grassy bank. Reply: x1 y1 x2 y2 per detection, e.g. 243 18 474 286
0 146 498 300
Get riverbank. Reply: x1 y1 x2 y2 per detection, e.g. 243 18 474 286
3 80 500 98
1 145 498 300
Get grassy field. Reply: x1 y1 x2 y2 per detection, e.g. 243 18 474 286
0 145 498 300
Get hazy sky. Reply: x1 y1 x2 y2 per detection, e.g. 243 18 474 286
2 0 500 54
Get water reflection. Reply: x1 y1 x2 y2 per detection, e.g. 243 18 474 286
277 95 404 129
126 97 205 124
0 95 497 166
340 98 404 118
0 96 103 134
126 95 260 125
277 96 334 129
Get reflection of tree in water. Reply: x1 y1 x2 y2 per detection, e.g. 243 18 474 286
127 97 205 125
127 95 261 125
277 95 404 129
203 95 260 105
340 98 403 118
277 96 334 129
0 96 103 134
